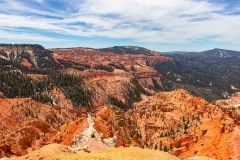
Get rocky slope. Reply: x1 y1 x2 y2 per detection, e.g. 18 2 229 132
42 90 239 160
52 47 172 107
128 89 239 160
158 48 240 101
0 44 59 71
215 92 240 125
0 87 85 157
51 106 141 149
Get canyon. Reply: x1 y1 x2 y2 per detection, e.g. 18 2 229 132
0 44 239 160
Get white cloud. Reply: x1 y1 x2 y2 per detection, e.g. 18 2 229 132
0 0 63 17
0 0 240 44
63 0 240 44
0 30 59 42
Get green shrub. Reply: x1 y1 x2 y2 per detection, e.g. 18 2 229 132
163 145 168 152
124 83 142 108
93 65 114 72
131 79 151 96
176 141 181 148
0 71 35 98
32 94 52 104
109 96 129 111
51 73 93 107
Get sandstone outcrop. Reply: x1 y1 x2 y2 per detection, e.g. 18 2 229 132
129 89 238 160
0 87 81 157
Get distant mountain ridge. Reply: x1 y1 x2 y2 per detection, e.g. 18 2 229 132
98 46 157 56
164 48 240 58
198 48 240 58
0 44 239 101
98 46 240 58
155 48 240 100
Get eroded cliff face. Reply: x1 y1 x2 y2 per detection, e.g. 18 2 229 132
215 92 240 124
0 80 238 159
51 106 141 150
52 48 171 92
50 48 173 108
214 93 240 160
128 90 238 160
0 44 58 69
47 90 239 160
52 114 116 152
0 87 83 157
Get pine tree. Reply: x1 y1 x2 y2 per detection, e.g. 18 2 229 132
176 141 181 148
163 145 168 152
159 141 163 151
170 143 173 150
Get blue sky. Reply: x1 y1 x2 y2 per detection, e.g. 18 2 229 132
0 0 240 51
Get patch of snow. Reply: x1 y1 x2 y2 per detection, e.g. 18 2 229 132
220 51 223 58
222 92 230 99
176 77 182 82
31 55 38 67
174 74 182 82
233 103 240 109
230 85 238 90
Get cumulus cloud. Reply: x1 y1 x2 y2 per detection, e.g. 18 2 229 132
0 0 240 44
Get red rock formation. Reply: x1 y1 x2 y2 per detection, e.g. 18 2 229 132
128 89 238 160
52 48 172 94
46 89 239 160
51 47 173 107
51 106 141 149
52 118 88 146
215 92 240 125
1 87 238 160
0 87 83 157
